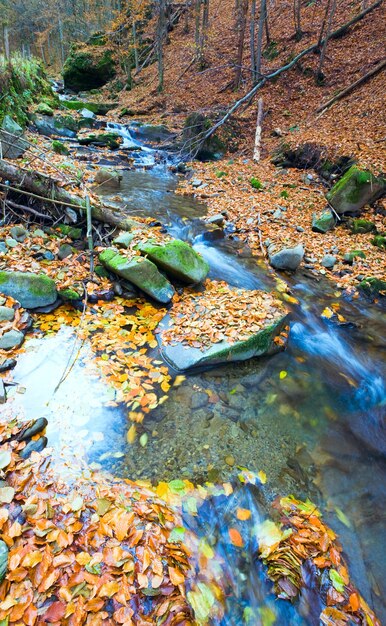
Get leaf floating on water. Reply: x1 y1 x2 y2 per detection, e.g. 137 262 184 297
320 607 349 625
127 424 136 444
0 451 11 470
0 487 14 504
329 569 345 593
258 470 267 484
237 508 251 521
187 582 216 624
229 528 244 547
168 480 187 495
70 496 84 512
139 433 148 447
321 307 334 319
334 507 352 528
279 370 287 379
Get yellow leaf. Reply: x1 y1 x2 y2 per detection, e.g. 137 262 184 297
279 371 287 379
99 581 120 598
75 552 91 565
257 470 267 484
236 508 251 521
127 424 136 444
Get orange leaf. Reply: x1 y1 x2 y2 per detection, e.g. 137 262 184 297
236 508 251 521
229 528 244 547
168 566 185 586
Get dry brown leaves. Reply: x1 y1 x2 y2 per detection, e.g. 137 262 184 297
0 420 193 625
160 279 287 349
260 495 381 626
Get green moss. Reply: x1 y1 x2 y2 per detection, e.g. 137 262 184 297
57 225 82 240
138 240 209 284
0 54 58 127
36 102 54 116
78 133 121 149
250 177 263 190
0 271 57 308
61 101 115 115
63 47 116 91
59 287 83 301
312 209 335 234
371 235 386 249
359 277 386 298
343 250 366 264
350 219 377 234
327 166 385 214
99 249 174 303
280 190 289 199
52 140 69 155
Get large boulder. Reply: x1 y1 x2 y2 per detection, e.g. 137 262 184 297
129 122 176 146
33 115 77 138
99 249 175 304
0 271 57 309
78 132 121 149
0 116 28 158
63 46 116 92
158 285 289 371
269 244 304 271
326 166 385 215
137 240 209 284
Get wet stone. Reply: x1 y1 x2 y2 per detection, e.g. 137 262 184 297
10 226 28 242
0 306 15 322
0 329 24 350
191 391 209 410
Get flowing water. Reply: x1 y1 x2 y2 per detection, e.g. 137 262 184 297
5 122 386 622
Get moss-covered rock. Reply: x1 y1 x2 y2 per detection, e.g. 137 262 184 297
343 250 366 264
312 209 336 233
159 313 289 372
0 54 58 127
359 277 386 298
52 140 69 155
137 240 209 284
371 235 386 249
36 102 54 116
61 100 115 115
63 46 116 92
327 166 385 215
58 286 84 301
93 168 122 188
350 218 377 234
78 132 121 149
57 225 82 240
0 271 57 309
99 249 174 303
33 115 77 138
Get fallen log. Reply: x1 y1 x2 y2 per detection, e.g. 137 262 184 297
0 159 135 231
316 57 386 113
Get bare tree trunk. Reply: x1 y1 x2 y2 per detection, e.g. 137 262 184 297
132 21 139 71
233 0 249 88
294 0 302 40
317 0 331 48
3 25 10 60
255 0 267 77
264 3 271 43
316 0 336 83
253 97 264 160
57 14 65 66
250 0 257 81
157 0 166 92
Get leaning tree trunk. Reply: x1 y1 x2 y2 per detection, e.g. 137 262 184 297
0 160 135 231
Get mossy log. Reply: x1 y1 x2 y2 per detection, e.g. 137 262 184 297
0 159 134 231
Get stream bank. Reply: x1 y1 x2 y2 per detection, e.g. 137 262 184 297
1 108 385 623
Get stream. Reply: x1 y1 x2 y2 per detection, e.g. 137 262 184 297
5 121 386 623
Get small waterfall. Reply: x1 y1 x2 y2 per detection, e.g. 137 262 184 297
106 122 156 165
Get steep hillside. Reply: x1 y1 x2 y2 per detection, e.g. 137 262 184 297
111 0 386 170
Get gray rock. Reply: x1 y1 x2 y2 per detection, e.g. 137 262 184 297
321 254 336 269
93 168 122 188
42 251 55 261
10 226 28 242
58 244 73 260
312 209 336 233
0 380 6 404
296 226 305 232
269 244 304 271
0 358 17 373
81 108 96 119
0 271 57 309
326 166 385 215
192 178 202 188
113 232 134 249
191 392 209 410
34 115 77 139
0 306 15 322
0 329 24 350
0 116 28 158
5 238 18 248
207 214 225 227
0 242 6 254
